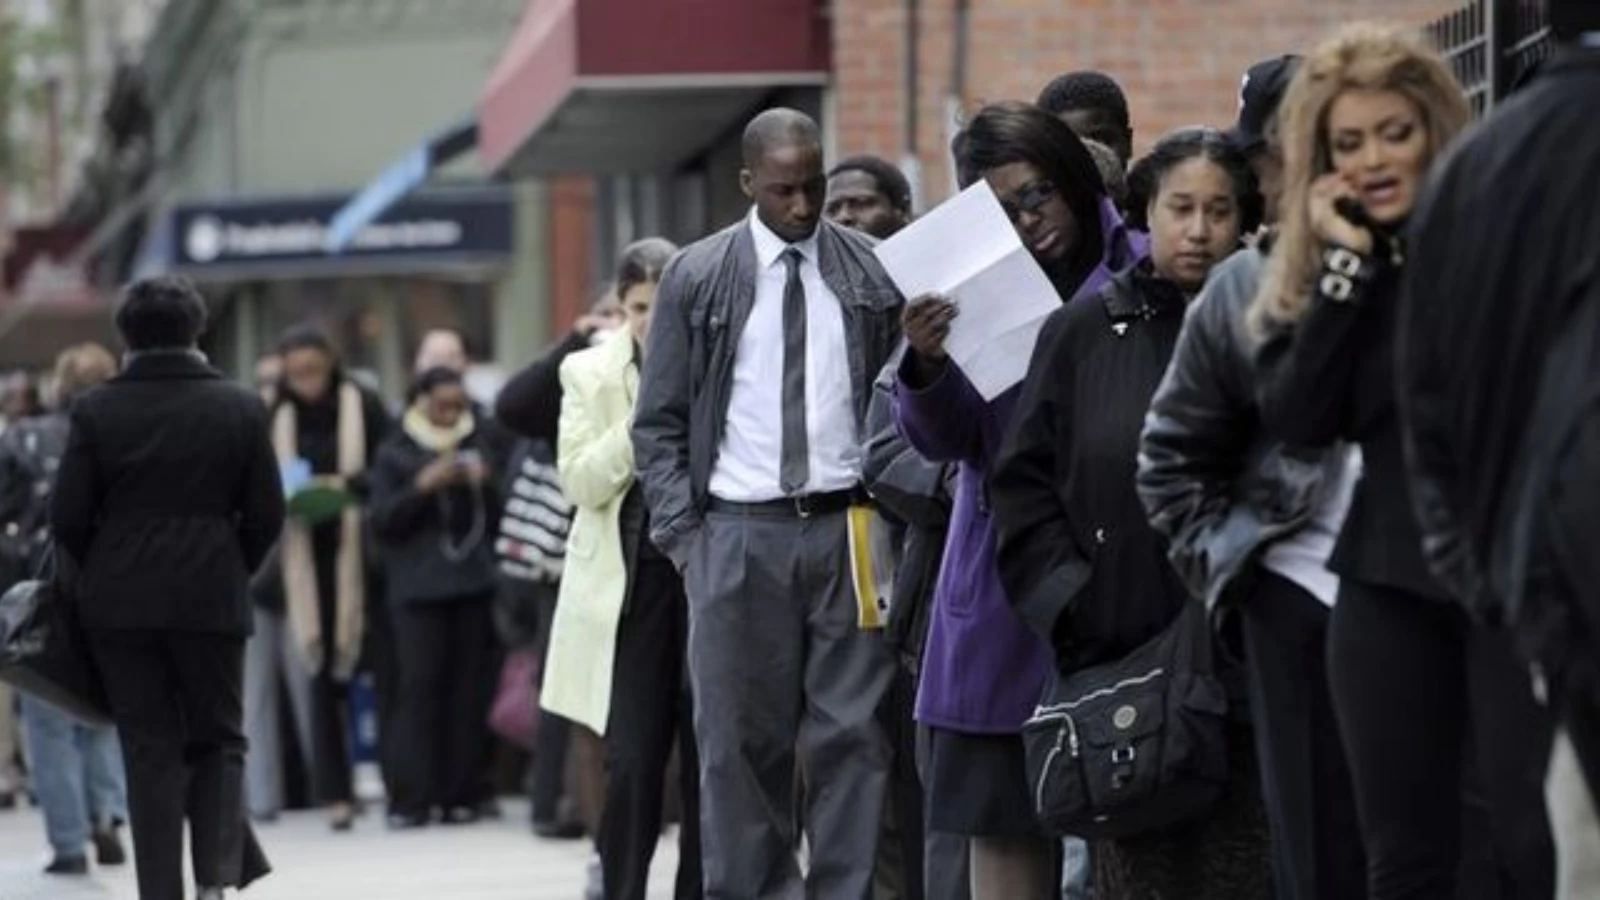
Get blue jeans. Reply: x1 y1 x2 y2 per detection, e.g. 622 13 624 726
20 693 127 857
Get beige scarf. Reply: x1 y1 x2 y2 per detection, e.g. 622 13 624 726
273 382 366 682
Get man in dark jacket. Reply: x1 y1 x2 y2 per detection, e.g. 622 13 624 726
53 276 282 900
633 107 904 898
1396 2 1600 880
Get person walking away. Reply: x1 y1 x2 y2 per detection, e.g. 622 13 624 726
1249 24 1555 899
540 238 701 900
0 343 129 875
52 276 282 900
633 107 904 899
367 367 501 827
895 102 1144 899
992 127 1272 899
1136 56 1367 900
270 326 392 831
1394 3 1600 895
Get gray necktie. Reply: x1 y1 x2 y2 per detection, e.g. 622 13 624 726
780 247 809 495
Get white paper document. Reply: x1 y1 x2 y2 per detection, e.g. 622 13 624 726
873 180 1061 400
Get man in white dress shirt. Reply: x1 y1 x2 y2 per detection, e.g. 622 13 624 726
633 108 905 899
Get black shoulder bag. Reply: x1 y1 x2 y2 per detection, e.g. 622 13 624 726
1021 598 1229 839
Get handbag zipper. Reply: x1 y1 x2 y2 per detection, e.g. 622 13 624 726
1027 666 1165 723
1034 714 1081 813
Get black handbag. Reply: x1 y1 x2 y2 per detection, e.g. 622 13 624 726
0 550 112 727
1022 599 1229 840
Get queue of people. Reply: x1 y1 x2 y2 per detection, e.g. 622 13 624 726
0 6 1596 900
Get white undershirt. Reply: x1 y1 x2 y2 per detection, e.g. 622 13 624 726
1261 446 1363 606
707 210 861 502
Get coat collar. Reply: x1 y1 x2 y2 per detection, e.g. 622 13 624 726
1102 260 1188 322
116 348 221 382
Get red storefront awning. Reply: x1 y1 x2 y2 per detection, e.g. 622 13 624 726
480 0 830 176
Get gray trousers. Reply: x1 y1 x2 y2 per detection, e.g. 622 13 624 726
687 507 893 899
243 606 314 817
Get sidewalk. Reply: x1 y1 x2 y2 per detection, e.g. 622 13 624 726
0 800 679 900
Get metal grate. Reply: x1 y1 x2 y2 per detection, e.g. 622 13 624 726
1423 0 1553 116
1426 1 1492 115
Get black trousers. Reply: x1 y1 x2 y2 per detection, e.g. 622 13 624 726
309 561 354 805
388 594 496 816
1329 581 1555 900
876 659 926 899
1240 571 1365 900
599 556 701 900
89 630 269 900
522 579 573 824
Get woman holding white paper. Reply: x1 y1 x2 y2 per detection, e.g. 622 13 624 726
892 101 1144 898
991 128 1271 898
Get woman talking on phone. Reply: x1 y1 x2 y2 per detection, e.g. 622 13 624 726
368 366 502 828
1248 24 1554 898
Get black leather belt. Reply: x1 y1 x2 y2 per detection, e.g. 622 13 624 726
706 487 868 519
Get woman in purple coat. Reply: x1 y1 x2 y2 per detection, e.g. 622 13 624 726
894 101 1144 899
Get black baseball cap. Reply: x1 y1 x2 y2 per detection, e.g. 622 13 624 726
1227 55 1302 154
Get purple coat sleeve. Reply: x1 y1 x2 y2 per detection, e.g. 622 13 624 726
891 354 989 466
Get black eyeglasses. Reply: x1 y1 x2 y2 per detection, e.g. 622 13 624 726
999 182 1058 223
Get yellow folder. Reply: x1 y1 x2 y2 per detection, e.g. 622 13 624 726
847 504 888 630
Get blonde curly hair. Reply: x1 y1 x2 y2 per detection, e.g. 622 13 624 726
1248 22 1471 336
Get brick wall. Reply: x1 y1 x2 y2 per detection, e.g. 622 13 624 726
833 0 1460 208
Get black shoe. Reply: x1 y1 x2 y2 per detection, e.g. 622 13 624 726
93 826 127 866
441 805 479 825
0 791 15 811
44 854 89 876
386 812 429 831
329 802 355 832
531 818 586 840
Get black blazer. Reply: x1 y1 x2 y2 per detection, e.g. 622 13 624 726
51 351 286 636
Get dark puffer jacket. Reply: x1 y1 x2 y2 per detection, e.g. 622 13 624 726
1137 245 1345 623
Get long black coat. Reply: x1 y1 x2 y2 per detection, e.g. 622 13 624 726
51 351 285 636
994 265 1271 900
992 266 1192 669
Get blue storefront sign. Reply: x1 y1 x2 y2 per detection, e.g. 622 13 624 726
142 185 513 281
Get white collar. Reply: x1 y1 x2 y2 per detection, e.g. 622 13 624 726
748 208 820 270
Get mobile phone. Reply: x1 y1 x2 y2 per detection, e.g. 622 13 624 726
455 449 483 469
1333 197 1378 233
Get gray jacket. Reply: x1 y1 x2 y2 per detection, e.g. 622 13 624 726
632 218 904 569
1136 245 1345 620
